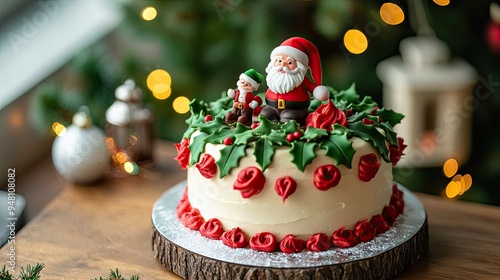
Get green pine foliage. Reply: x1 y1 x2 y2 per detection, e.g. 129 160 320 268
0 265 139 280
0 263 45 280
91 268 140 280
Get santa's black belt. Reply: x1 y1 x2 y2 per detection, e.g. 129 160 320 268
265 98 310 110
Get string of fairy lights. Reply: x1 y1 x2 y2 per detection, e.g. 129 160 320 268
52 0 471 197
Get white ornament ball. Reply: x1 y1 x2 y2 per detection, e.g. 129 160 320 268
52 124 110 185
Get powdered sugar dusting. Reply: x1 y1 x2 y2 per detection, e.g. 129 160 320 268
152 181 426 268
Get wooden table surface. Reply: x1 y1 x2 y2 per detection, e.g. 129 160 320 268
1 141 500 279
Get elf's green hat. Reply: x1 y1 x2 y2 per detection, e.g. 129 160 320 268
239 69 264 90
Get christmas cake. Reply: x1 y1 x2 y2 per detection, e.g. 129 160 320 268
174 37 406 253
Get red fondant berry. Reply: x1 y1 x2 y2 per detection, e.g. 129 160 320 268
251 122 260 129
223 137 233 145
293 131 302 139
362 118 375 125
204 115 213 122
286 134 295 142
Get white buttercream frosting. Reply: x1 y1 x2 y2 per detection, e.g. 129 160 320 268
187 135 393 240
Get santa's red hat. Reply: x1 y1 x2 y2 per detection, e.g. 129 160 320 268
270 37 323 85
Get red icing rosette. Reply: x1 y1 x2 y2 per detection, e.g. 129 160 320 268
181 208 204 230
279 234 306 254
392 183 404 199
199 218 224 240
249 232 278 252
221 227 248 248
176 199 191 219
358 153 381 182
390 191 405 214
233 166 265 199
313 164 341 191
389 137 407 166
382 205 400 225
370 214 390 234
195 153 217 179
306 233 331 252
176 186 191 219
332 227 359 248
275 176 297 203
354 219 376 242
174 138 190 169
306 100 347 131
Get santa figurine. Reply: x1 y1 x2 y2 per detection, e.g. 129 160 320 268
226 69 264 126
260 37 330 124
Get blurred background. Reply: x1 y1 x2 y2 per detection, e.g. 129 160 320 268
1 0 499 206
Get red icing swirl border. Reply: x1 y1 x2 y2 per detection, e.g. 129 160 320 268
176 183 405 252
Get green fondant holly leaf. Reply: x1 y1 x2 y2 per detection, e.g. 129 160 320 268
183 113 206 139
302 126 329 141
188 132 209 165
348 122 390 162
348 112 380 124
309 98 324 112
253 115 281 134
320 134 356 168
375 108 404 127
289 141 318 172
331 124 353 136
234 130 258 145
378 122 399 146
196 117 228 134
281 120 302 134
187 99 208 116
204 128 230 144
208 93 233 117
254 138 275 171
333 83 359 105
350 96 378 113
205 123 251 144
216 144 248 178
262 130 290 146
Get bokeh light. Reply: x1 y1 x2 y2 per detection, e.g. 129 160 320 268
173 96 190 114
52 122 66 137
445 181 460 198
147 69 172 100
115 151 128 164
152 83 172 100
124 161 135 173
343 29 368 54
463 174 473 191
380 3 405 25
141 6 157 21
433 0 450 7
147 69 171 90
443 158 458 178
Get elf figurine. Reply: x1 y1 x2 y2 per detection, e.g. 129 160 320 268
225 69 264 126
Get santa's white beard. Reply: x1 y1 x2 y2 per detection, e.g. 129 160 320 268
265 61 308 94
237 86 250 102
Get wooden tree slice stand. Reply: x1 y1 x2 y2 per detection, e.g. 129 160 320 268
152 182 428 280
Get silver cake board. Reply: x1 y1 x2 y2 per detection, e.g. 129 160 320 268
152 181 428 280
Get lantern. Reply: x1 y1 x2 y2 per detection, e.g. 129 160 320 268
106 79 154 172
377 36 476 167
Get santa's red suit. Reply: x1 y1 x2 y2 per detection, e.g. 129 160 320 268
226 90 262 125
265 78 316 109
233 90 262 110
